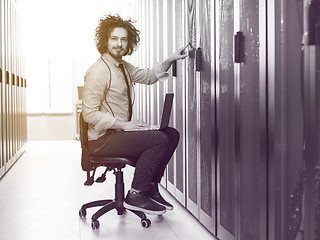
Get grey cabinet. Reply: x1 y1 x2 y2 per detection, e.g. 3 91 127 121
0 0 26 179
132 0 319 239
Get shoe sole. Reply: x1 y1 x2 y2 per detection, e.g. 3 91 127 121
150 198 173 210
123 202 167 215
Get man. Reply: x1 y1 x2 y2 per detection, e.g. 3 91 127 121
82 14 188 215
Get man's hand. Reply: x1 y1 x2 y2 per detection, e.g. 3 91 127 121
170 45 189 61
123 119 150 131
161 45 189 71
112 119 149 131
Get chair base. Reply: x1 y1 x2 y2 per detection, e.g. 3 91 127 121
79 168 151 229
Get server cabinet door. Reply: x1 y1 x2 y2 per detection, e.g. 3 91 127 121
4 72 9 167
16 76 20 153
185 0 216 232
303 1 320 238
166 0 187 204
217 0 267 239
165 0 175 192
174 0 186 202
1 74 7 173
216 0 237 239
0 0 3 177
22 78 26 145
12 74 16 158
5 0 12 166
174 0 186 203
198 0 216 234
7 73 12 164
237 0 267 239
304 37 320 240
267 0 306 239
186 0 198 216
2 0 8 169
0 79 3 178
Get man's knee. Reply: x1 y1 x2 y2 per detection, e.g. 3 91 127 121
163 127 180 143
156 131 169 146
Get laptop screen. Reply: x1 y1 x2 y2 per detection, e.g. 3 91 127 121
159 93 174 130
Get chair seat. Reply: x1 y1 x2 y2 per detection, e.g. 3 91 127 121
90 156 137 168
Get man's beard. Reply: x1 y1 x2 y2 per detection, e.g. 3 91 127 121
108 47 126 60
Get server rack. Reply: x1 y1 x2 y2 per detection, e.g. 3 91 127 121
0 0 26 179
132 0 318 239
133 0 216 235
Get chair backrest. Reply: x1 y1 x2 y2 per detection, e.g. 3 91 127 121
79 112 93 171
79 112 89 151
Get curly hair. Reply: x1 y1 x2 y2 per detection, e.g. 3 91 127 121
95 14 140 55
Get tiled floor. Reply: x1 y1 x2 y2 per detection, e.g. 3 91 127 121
0 141 215 240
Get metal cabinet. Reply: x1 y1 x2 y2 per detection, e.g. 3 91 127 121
132 0 318 239
166 0 188 205
0 70 3 177
185 0 216 234
216 0 268 239
0 0 26 179
134 0 217 234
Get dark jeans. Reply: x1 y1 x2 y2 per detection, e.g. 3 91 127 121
88 127 179 191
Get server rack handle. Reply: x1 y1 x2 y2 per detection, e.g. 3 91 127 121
196 47 202 71
172 60 177 77
234 31 245 63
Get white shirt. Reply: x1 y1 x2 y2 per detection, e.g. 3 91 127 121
82 52 169 140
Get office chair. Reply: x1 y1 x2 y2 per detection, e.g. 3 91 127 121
78 113 151 229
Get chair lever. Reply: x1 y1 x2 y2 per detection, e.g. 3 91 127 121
84 169 95 186
84 176 94 186
95 168 109 183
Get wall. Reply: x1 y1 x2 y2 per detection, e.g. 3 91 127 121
27 114 75 141
21 0 134 140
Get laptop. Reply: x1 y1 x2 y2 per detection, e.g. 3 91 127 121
127 93 174 131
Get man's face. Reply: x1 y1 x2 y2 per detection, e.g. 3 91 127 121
107 27 128 61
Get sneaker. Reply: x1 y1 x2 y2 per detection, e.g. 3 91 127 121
147 184 173 210
123 190 166 215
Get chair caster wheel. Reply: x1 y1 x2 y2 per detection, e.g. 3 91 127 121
91 220 100 230
117 208 125 215
79 208 86 218
141 218 151 228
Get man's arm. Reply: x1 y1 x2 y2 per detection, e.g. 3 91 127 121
115 46 189 131
126 45 188 85
161 45 189 71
